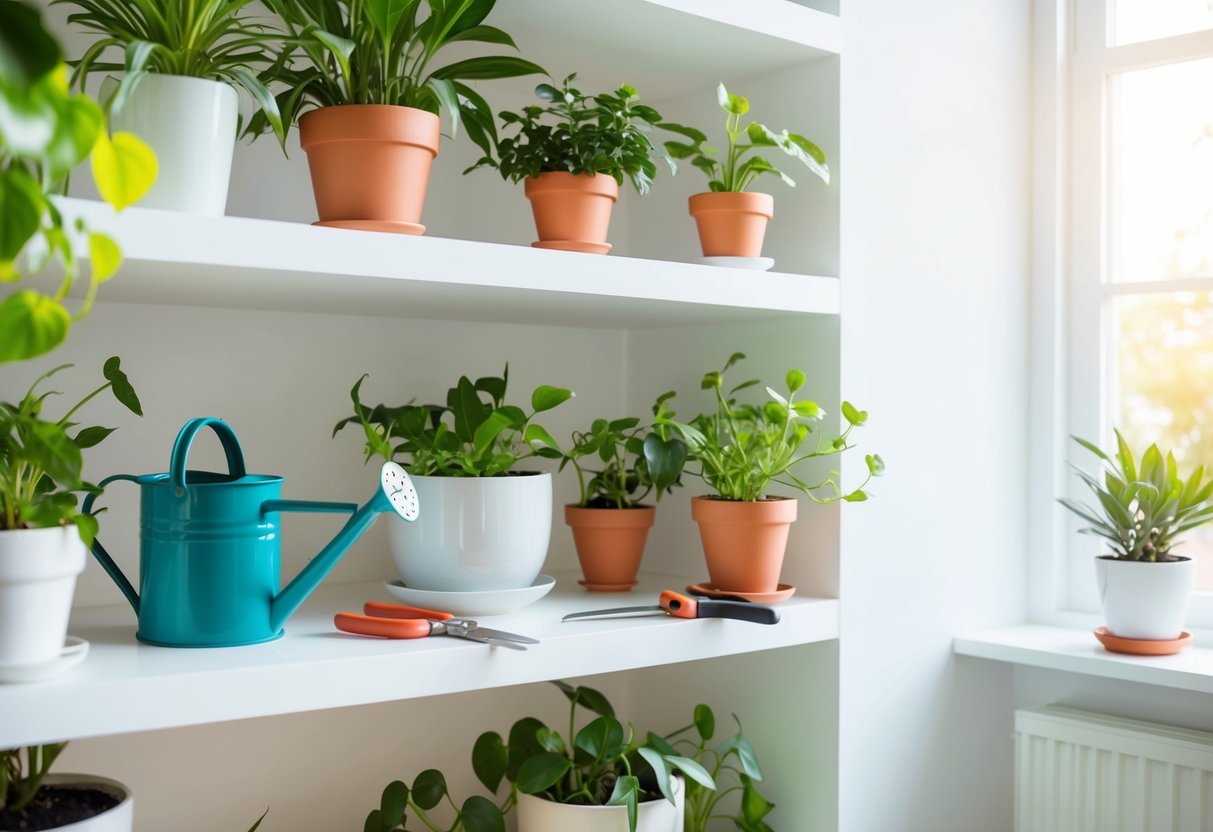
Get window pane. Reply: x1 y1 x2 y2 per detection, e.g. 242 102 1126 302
1113 291 1213 589
1113 0 1213 45
1110 57 1213 282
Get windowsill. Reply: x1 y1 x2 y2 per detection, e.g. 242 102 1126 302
953 624 1213 694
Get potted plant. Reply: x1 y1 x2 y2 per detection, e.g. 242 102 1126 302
662 84 830 261
0 359 142 671
363 769 507 832
0 744 134 830
0 0 156 363
1059 430 1213 643
561 400 687 591
469 74 675 253
60 0 285 215
258 0 544 234
658 353 882 595
336 367 572 591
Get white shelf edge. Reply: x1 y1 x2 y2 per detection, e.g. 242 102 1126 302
0 573 838 746
637 0 841 55
954 624 1213 694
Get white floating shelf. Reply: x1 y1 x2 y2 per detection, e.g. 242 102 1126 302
1 572 838 747
52 199 839 328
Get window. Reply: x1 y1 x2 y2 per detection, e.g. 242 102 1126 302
1061 1 1213 622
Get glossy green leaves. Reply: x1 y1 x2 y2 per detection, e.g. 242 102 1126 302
91 130 158 211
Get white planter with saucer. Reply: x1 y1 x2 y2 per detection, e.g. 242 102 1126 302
0 526 86 671
1095 555 1195 639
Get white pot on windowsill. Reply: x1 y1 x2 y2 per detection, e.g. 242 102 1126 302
1095 555 1195 639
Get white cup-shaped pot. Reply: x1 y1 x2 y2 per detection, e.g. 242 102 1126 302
1095 555 1195 639
110 74 238 215
516 777 684 832
389 473 552 591
20 774 136 831
0 527 85 667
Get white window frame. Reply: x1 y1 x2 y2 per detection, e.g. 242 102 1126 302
1029 0 1213 631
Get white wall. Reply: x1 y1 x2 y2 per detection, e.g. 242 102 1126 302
837 1 1031 829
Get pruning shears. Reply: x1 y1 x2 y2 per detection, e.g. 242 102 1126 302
562 590 780 625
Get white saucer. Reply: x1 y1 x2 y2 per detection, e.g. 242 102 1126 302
384 575 556 616
0 636 89 683
699 256 775 271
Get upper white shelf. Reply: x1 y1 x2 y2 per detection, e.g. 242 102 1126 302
55 199 839 328
0 572 838 747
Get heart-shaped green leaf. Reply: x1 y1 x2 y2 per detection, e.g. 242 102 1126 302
0 289 70 362
91 129 157 212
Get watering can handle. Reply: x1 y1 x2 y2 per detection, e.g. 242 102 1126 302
170 418 247 495
81 474 143 614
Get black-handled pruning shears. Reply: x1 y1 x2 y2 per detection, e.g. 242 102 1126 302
562 590 780 625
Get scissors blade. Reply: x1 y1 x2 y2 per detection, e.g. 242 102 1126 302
562 605 666 621
457 632 529 651
468 626 540 645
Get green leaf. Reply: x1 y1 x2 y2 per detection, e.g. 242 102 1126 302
410 769 446 810
574 684 615 717
574 715 624 761
740 774 775 824
75 425 115 449
379 780 408 828
103 356 142 416
88 232 122 283
458 795 505 832
717 83 748 116
664 754 716 789
644 434 687 495
516 752 571 794
73 511 99 547
606 775 640 832
637 747 676 805
363 810 382 832
363 0 412 40
0 0 62 88
429 55 547 82
0 167 42 262
44 94 104 179
91 130 157 212
531 384 573 413
866 454 885 476
472 731 507 792
785 369 805 393
507 717 548 779
841 401 866 425
0 289 70 362
448 24 516 47
693 703 715 740
721 727 763 779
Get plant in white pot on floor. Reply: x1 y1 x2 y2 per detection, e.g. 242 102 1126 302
60 0 287 215
1060 430 1213 647
336 367 572 593
0 744 134 830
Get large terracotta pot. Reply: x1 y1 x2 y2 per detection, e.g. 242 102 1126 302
688 191 775 257
565 504 656 591
299 105 440 235
524 172 619 254
1095 555 1194 640
690 496 797 593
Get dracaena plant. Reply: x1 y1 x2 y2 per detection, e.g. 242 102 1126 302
0 743 66 814
56 0 288 145
469 74 674 195
1059 430 1213 561
662 84 829 193
0 0 156 363
254 0 545 157
657 353 883 503
335 366 572 477
0 358 142 544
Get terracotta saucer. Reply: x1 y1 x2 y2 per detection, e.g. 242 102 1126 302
314 219 425 235
578 579 638 592
1093 626 1192 656
531 240 612 255
686 582 796 605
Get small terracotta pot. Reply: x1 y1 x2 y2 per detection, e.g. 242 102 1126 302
299 105 440 235
565 505 656 591
690 496 797 593
524 172 619 254
688 191 775 257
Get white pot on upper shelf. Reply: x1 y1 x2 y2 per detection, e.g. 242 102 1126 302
0 526 86 669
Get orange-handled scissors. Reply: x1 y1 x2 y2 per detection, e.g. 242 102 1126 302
334 602 539 650
562 590 780 625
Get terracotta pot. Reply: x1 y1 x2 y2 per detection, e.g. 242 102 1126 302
524 172 619 254
565 504 656 591
299 105 440 235
690 496 797 593
688 191 775 257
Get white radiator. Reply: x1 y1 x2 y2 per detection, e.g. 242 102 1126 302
1016 706 1213 832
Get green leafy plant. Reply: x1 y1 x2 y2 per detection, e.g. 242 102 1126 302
662 83 829 193
1060 430 1213 561
472 681 715 832
335 366 572 477
0 0 157 362
663 704 774 832
658 352 883 503
254 0 545 157
561 400 687 508
57 0 288 144
0 358 142 543
470 74 674 194
364 770 506 832
0 743 66 814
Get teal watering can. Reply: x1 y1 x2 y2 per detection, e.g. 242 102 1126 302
82 417 419 647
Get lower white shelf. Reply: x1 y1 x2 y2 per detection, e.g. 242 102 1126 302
2 572 838 747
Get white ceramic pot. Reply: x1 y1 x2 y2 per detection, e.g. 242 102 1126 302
516 777 684 832
0 527 86 667
1095 555 1195 639
33 774 134 831
110 73 238 215
389 473 552 591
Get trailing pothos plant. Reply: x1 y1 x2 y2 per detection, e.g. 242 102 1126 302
662 84 829 193
253 0 545 157
1059 430 1213 562
0 358 142 543
335 366 572 477
56 0 288 145
0 0 157 363
657 353 883 503
469 74 674 194
364 769 506 832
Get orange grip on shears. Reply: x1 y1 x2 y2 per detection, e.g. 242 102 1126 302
659 590 699 619
334 612 434 639
363 602 453 621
